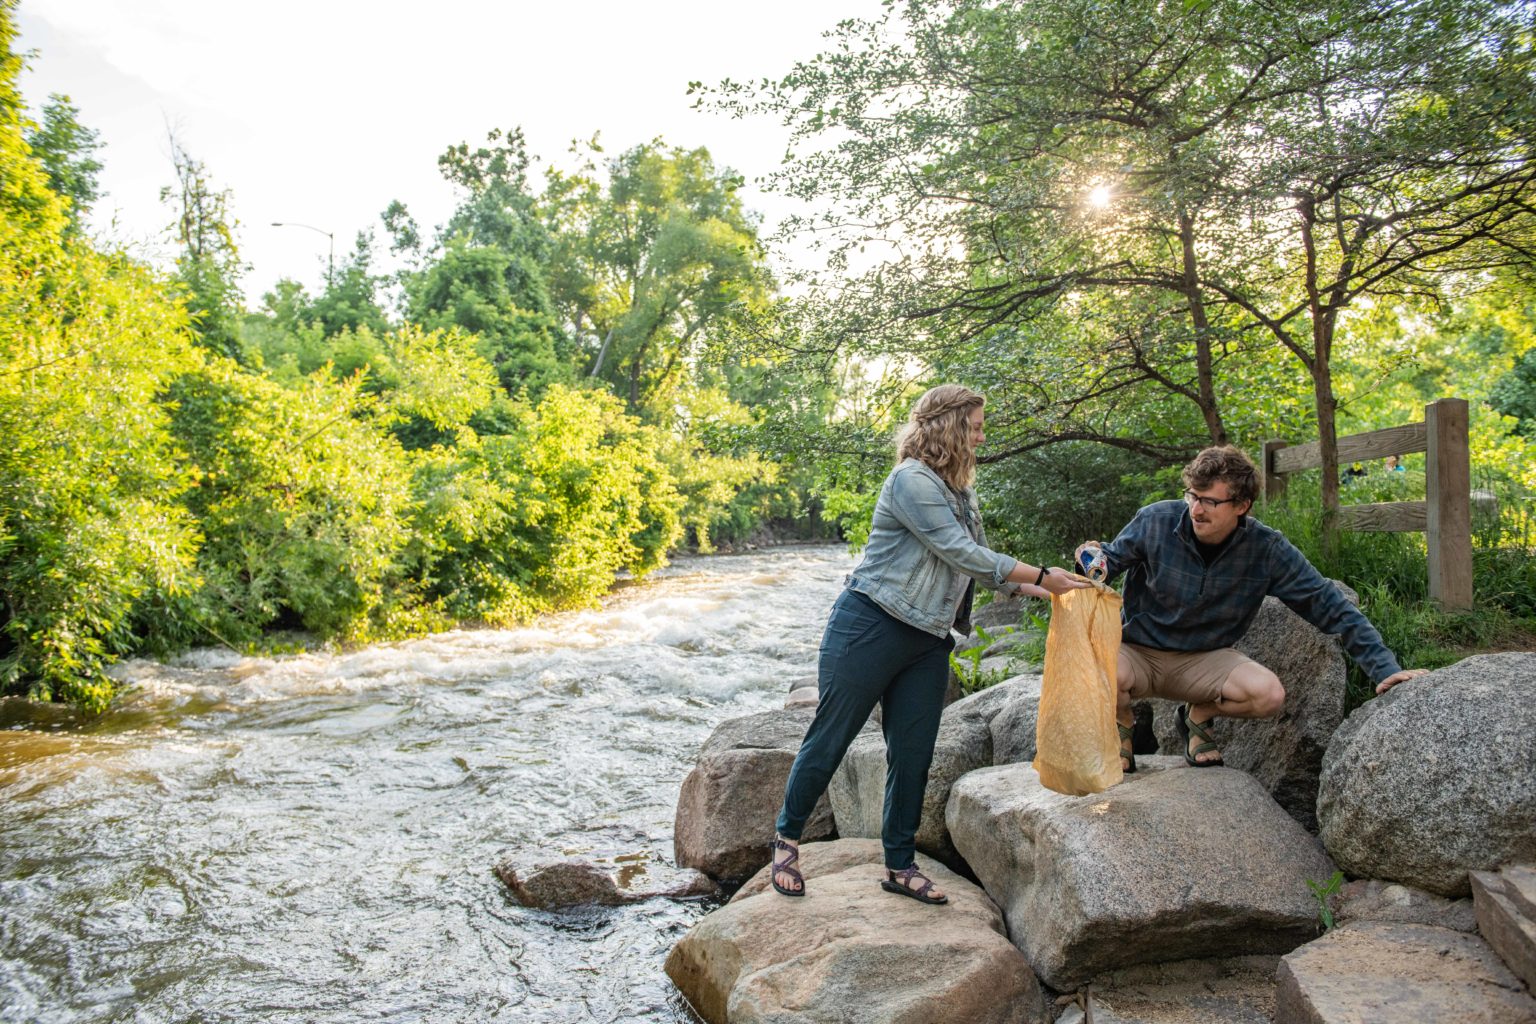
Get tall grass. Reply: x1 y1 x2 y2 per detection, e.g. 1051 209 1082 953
1257 467 1536 707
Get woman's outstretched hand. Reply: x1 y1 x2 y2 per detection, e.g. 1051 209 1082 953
1016 567 1091 599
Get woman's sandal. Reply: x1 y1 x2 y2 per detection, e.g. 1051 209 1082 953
1117 720 1137 774
1176 703 1225 767
770 835 804 897
881 864 948 905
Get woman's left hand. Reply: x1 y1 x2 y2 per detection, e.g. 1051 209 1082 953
1036 568 1092 596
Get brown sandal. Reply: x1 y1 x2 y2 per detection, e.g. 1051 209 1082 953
1117 720 1137 774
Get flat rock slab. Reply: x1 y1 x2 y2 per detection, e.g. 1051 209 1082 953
1473 866 1536 992
1054 956 1280 1024
948 757 1336 991
1277 921 1536 1023
665 838 1046 1024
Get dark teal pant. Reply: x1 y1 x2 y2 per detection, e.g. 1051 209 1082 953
776 588 953 870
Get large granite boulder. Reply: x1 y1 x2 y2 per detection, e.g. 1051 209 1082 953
827 678 1030 870
973 592 1030 632
666 838 1047 1024
1317 653 1536 897
947 757 1337 991
1149 588 1353 830
1276 921 1536 1023
989 676 1044 765
674 708 850 882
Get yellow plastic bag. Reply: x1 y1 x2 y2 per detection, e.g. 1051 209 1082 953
1034 581 1124 795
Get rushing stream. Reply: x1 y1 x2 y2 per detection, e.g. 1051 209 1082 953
0 545 855 1024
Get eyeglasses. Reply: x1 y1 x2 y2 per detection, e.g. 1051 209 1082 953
1184 489 1240 511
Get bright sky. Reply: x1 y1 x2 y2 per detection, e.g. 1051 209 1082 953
16 0 882 304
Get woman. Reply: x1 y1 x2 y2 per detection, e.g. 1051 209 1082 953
770 384 1087 904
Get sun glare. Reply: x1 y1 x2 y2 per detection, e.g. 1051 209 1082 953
1088 184 1113 209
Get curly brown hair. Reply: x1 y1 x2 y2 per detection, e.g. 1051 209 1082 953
1182 446 1258 506
896 385 984 491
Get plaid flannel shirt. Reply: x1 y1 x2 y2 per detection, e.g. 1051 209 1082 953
1098 500 1402 684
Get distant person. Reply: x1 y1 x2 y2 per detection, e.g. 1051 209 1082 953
770 385 1087 904
1076 446 1428 772
1386 455 1406 472
1344 462 1367 483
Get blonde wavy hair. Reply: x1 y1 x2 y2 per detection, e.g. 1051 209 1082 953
896 384 984 491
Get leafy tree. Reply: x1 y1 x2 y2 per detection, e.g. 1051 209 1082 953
162 135 247 360
23 93 101 233
1 3 203 709
709 0 1536 521
541 138 772 414
1491 352 1536 434
306 231 391 336
408 238 571 396
389 128 574 397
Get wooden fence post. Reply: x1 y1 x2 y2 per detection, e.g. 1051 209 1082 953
1262 439 1289 505
1425 398 1472 610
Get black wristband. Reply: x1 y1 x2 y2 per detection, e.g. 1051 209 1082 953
1032 565 1049 587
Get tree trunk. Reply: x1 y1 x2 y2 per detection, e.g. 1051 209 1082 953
589 328 614 378
1178 208 1228 445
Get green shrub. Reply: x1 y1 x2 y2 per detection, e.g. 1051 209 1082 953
166 360 417 643
411 384 684 622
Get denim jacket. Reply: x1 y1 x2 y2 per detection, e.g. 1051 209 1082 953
1099 500 1402 683
847 459 1019 637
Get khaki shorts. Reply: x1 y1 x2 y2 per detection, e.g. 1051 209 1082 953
1118 643 1256 706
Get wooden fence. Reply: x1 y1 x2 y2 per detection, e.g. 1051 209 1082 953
1261 397 1472 610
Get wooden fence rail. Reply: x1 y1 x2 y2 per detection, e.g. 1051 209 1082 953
1262 397 1472 610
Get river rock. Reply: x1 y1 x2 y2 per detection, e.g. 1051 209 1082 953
825 679 1030 870
785 686 819 709
947 757 1337 991
1317 653 1536 897
674 707 846 883
1333 879 1477 932
665 838 1046 1024
1147 588 1352 831
494 857 716 909
497 859 624 907
1275 921 1536 1023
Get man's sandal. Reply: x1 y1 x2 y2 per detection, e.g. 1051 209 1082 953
1117 720 1137 774
881 864 948 905
1176 703 1225 767
770 835 804 897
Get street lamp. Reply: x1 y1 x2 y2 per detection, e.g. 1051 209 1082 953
271 221 334 285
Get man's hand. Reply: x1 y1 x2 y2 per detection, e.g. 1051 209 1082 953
1375 667 1431 694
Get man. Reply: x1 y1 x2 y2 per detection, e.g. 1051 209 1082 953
1077 446 1428 770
